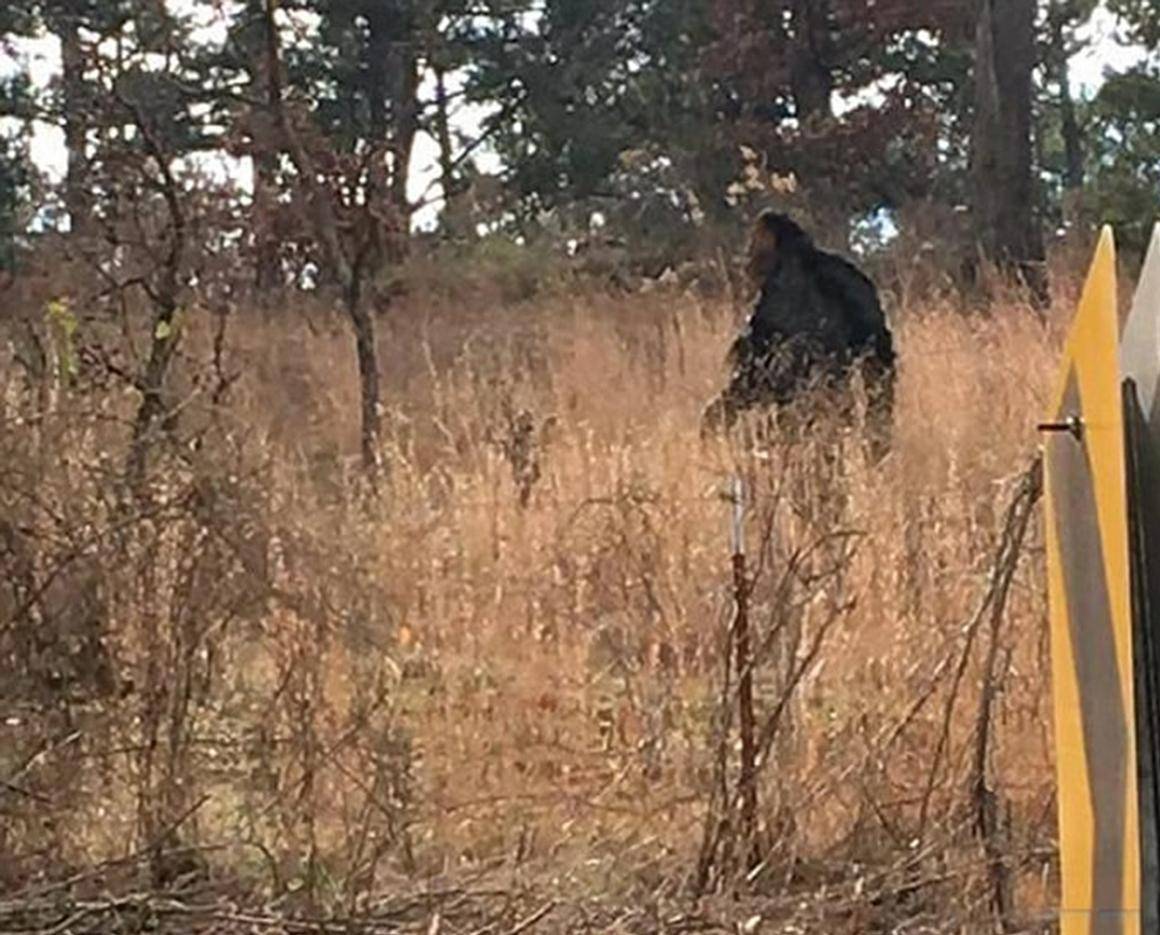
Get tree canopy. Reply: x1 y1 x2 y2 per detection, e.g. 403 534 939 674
0 0 1156 276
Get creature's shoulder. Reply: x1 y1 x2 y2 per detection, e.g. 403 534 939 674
807 248 882 311
808 248 877 291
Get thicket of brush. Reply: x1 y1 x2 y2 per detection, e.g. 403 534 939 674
0 243 1075 932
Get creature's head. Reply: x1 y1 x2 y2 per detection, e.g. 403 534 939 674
745 210 814 284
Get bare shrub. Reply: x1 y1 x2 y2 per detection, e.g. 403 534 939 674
0 268 1061 930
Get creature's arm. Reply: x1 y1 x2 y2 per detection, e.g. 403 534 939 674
739 284 782 356
865 319 895 370
813 253 895 367
724 333 817 408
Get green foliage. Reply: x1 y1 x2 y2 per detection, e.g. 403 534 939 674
460 0 723 227
0 134 32 270
399 233 567 304
711 3 973 221
1083 66 1160 254
3 0 1160 279
0 63 37 268
1 0 143 48
0 71 36 121
284 0 422 151
1109 0 1160 48
453 0 979 256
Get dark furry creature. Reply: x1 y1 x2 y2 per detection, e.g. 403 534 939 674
703 211 896 457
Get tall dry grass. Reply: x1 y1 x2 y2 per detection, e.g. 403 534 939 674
0 270 1066 930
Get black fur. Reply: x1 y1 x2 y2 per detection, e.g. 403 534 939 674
704 212 896 457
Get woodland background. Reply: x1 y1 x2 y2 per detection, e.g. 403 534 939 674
0 1 1155 932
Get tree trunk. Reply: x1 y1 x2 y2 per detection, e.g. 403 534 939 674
254 27 284 292
388 48 419 257
971 0 1047 302
263 0 382 476
789 0 834 122
434 69 455 193
124 108 187 493
364 1 416 260
1053 21 1084 225
1043 7 1084 228
252 150 281 290
1059 62 1084 194
346 278 382 475
126 292 181 490
433 67 463 237
364 1 392 142
59 19 90 241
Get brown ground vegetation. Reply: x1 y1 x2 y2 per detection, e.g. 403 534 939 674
0 252 1071 932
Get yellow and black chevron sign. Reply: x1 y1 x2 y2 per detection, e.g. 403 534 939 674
1122 225 1160 935
1043 224 1160 933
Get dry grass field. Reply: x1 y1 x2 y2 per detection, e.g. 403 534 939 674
0 259 1079 931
